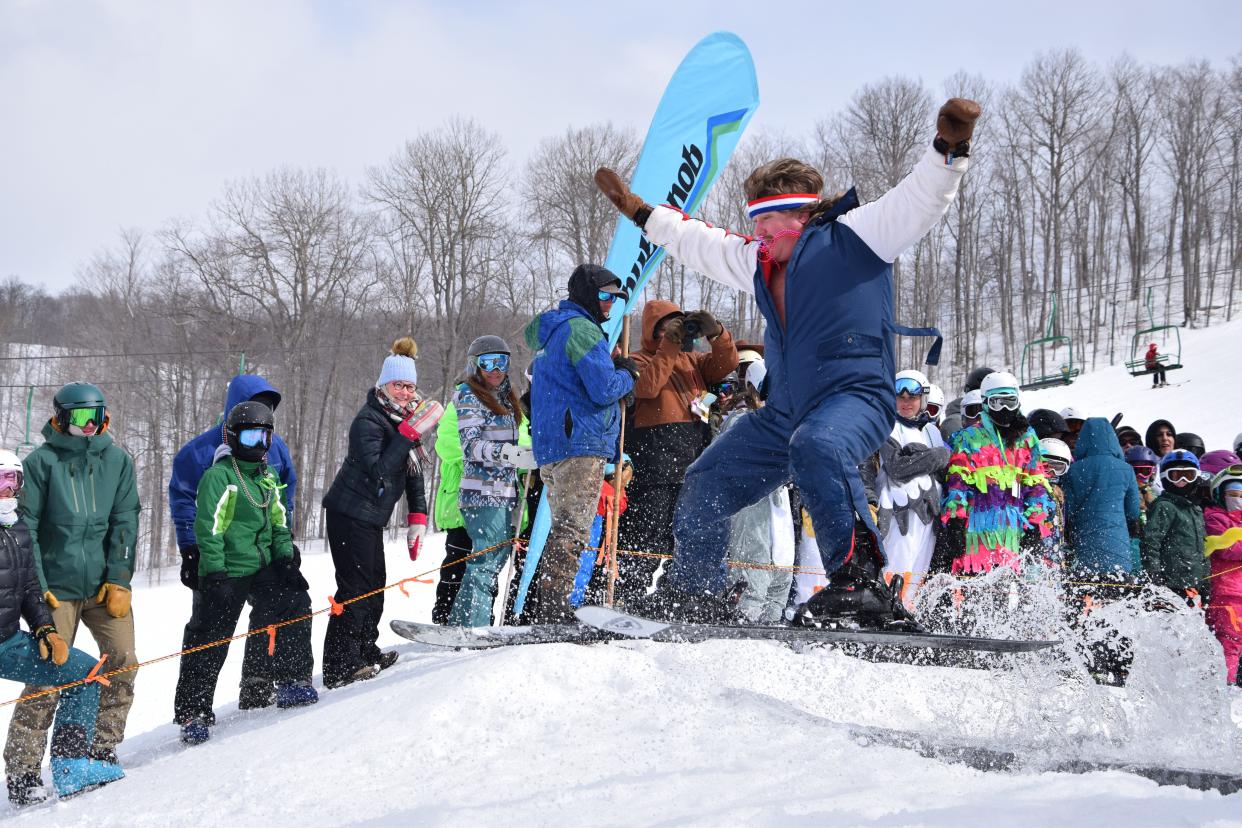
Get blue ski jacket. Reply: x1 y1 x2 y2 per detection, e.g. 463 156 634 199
1062 417 1141 575
168 374 297 548
524 300 634 466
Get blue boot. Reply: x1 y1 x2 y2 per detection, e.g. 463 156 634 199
180 717 211 746
49 757 124 799
275 679 319 709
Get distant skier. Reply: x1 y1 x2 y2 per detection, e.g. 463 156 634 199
594 97 980 623
1145 342 1168 387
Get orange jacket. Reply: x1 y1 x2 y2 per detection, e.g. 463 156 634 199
629 299 738 429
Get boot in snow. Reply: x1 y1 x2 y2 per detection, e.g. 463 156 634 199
793 561 919 631
323 663 380 690
6 773 47 807
376 651 399 672
628 580 746 625
275 679 319 709
49 757 124 799
238 677 276 710
180 717 211 746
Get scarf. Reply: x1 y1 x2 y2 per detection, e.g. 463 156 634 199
376 384 432 476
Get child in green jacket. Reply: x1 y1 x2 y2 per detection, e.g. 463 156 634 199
173 402 316 746
1140 450 1209 602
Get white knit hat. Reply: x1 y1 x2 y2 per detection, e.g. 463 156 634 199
377 337 418 387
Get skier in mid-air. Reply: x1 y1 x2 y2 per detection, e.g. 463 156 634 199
593 98 980 624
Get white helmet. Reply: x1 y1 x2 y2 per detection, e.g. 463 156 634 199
736 349 763 366
1060 406 1087 423
0 449 22 492
895 369 929 402
743 356 767 391
980 371 1020 397
926 384 946 424
961 389 984 422
1039 437 1072 464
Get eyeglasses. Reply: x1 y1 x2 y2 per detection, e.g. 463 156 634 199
1161 467 1199 486
1130 464 1156 482
68 407 104 428
238 428 271 448
597 290 619 303
984 394 1020 412
963 403 983 419
387 381 417 393
476 353 510 373
894 377 925 397
925 403 941 418
1044 458 1069 478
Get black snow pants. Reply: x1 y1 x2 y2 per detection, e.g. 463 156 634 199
322 510 387 685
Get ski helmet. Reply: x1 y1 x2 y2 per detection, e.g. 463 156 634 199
1039 437 1072 479
1125 445 1159 466
926 384 946 424
1173 431 1205 459
1201 450 1242 504
1159 449 1201 489
743 357 767 392
895 369 929 400
1028 409 1068 440
53 382 107 434
964 366 996 393
466 335 511 376
0 449 22 494
1059 406 1087 424
979 371 1019 398
961 389 984 422
224 401 275 462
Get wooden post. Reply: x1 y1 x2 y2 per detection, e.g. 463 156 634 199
605 314 631 607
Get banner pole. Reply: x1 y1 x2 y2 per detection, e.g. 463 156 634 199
605 313 631 607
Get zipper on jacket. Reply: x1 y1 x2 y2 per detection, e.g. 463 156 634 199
67 467 81 513
88 465 98 512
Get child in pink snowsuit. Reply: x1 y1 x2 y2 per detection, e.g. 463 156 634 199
1200 450 1242 684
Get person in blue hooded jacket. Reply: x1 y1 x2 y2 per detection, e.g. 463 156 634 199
593 99 979 622
166 373 297 708
522 264 636 622
1061 417 1142 577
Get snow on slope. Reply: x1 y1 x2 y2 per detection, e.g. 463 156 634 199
0 534 1238 826
1021 318 1239 450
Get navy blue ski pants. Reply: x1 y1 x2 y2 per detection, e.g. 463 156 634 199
668 392 889 595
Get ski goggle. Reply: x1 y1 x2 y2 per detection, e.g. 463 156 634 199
0 470 21 494
237 428 271 448
894 377 925 397
476 353 510 373
714 380 738 396
68 406 105 428
1044 457 1069 478
1161 466 1199 486
1130 463 1156 482
984 393 1020 412
963 403 983 419
925 402 941 418
597 290 619 303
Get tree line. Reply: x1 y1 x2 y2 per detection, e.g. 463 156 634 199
1 48 1239 576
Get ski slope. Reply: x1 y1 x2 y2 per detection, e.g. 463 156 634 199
1021 318 1239 451
0 532 1236 825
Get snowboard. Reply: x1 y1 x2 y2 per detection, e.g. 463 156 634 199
574 607 1059 654
389 619 604 650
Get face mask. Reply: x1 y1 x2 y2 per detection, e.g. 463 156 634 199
0 498 17 527
989 407 1018 428
1225 493 1242 513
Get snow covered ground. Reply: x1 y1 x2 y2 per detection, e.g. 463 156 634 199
1022 319 1239 451
1 321 1241 824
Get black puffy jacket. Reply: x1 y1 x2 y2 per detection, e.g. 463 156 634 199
322 389 428 528
0 520 53 641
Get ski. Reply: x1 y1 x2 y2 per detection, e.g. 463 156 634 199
389 619 605 650
574 606 1059 654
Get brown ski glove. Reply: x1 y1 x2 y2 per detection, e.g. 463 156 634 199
594 168 652 227
934 98 982 158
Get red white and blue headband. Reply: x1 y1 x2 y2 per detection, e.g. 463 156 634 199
745 193 819 220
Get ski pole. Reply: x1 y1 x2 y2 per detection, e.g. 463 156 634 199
606 314 631 607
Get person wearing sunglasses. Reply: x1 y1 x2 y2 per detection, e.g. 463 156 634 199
941 372 1055 575
4 383 139 791
167 372 298 711
523 264 637 623
322 337 443 689
1115 424 1143 452
174 401 318 746
1201 450 1242 685
1139 450 1208 606
447 336 537 627
1124 445 1161 515
1060 418 1142 580
0 448 126 805
1059 407 1087 452
616 298 738 608
872 370 949 605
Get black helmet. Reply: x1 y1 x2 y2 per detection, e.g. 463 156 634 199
466 335 511 376
53 382 107 434
964 366 996 393
1174 431 1206 459
1028 408 1068 440
224 401 274 462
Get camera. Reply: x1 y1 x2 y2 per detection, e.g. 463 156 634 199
680 318 703 352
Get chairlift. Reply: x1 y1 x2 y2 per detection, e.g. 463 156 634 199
1126 288 1183 377
1019 293 1080 391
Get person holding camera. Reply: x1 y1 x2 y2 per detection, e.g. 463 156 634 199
615 299 737 605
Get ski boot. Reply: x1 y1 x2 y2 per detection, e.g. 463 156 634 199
323 663 380 690
179 716 212 746
275 679 320 709
6 773 48 807
238 677 276 710
628 580 746 625
793 561 920 631
49 757 125 799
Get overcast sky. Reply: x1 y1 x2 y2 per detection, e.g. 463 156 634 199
2 0 1239 292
